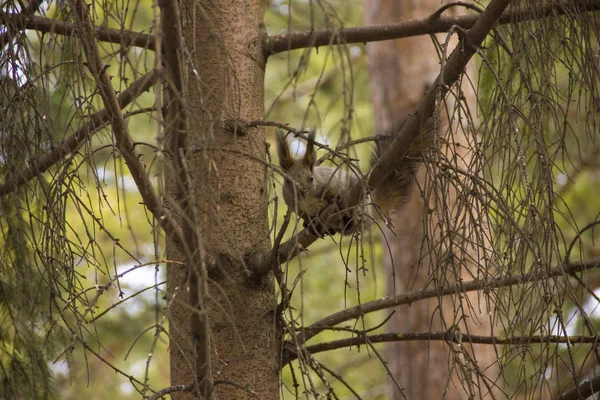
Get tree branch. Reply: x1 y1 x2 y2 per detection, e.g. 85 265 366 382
295 257 600 346
284 331 600 364
0 11 155 50
147 384 195 400
0 69 160 196
264 1 600 56
556 375 600 400
65 0 183 242
0 0 45 48
251 0 513 275
2 1 597 58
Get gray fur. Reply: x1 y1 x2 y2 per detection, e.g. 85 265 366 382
277 121 434 235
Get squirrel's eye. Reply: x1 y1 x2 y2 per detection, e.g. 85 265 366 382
309 176 314 183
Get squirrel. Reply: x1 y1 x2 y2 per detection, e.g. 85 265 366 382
276 119 434 236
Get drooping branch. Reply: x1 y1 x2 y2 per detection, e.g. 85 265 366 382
65 0 183 242
0 69 160 196
264 1 600 56
252 0 513 274
295 257 600 346
0 11 156 50
284 331 600 364
0 0 45 48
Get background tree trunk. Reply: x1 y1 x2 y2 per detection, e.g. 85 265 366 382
364 0 497 398
165 1 278 398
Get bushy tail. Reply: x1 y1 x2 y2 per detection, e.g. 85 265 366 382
371 117 436 214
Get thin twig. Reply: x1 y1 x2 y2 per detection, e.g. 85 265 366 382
65 0 183 247
0 69 160 196
0 0 45 48
251 0 513 274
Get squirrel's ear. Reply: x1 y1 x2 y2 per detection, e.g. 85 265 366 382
276 131 294 170
303 129 317 170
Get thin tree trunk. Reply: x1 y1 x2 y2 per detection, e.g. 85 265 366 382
365 0 497 398
164 0 278 398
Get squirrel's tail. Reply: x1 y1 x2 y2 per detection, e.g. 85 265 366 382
370 117 436 215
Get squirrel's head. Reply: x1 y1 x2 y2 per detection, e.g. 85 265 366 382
276 130 317 197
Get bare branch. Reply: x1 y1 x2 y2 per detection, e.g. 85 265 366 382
251 228 321 275
0 11 155 50
252 0 512 274
297 257 600 346
264 1 600 56
2 1 597 59
65 0 183 242
555 375 600 400
146 384 194 400
284 331 600 364
0 0 44 48
0 69 160 196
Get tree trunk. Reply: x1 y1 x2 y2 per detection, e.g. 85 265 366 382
165 1 278 398
365 0 497 398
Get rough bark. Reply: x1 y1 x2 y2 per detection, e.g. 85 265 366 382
164 0 278 398
364 0 497 399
